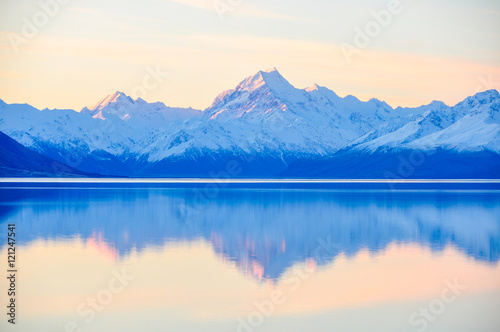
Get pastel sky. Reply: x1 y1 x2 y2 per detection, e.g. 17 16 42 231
0 0 499 111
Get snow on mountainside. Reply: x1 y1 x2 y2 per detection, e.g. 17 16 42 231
0 68 499 177
0 93 202 175
149 68 417 162
350 101 454 152
408 90 500 153
0 131 90 177
81 91 201 124
349 90 500 153
146 68 355 161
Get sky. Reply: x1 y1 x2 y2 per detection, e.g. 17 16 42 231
0 0 499 111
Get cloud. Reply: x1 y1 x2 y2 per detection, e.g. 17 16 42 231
169 0 301 21
66 6 107 17
0 29 499 111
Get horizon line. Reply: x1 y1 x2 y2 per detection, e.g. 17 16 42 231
2 178 500 183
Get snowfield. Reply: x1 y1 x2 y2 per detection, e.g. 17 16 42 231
0 69 499 177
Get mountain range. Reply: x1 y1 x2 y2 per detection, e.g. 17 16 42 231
0 131 92 177
1 68 499 178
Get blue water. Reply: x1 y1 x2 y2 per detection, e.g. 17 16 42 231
0 184 499 332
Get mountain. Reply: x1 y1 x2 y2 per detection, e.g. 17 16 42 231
0 69 499 178
281 89 500 179
135 68 457 176
350 90 500 153
81 91 201 124
0 93 202 176
0 131 91 177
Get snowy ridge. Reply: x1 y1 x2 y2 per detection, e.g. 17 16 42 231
0 68 499 177
352 90 500 153
81 91 201 124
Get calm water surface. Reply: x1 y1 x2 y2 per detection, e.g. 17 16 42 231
0 186 499 332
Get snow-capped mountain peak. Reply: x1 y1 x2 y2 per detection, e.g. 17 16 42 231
80 91 201 123
305 83 321 92
81 91 137 120
89 91 134 112
454 89 500 110
428 100 448 108
234 67 295 95
1 69 499 178
205 68 302 119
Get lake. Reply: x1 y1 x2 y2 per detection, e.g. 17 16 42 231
0 182 499 332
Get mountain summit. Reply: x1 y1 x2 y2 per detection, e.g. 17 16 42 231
81 91 201 122
1 69 499 178
205 68 301 120
81 91 137 120
89 91 133 112
235 67 295 93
